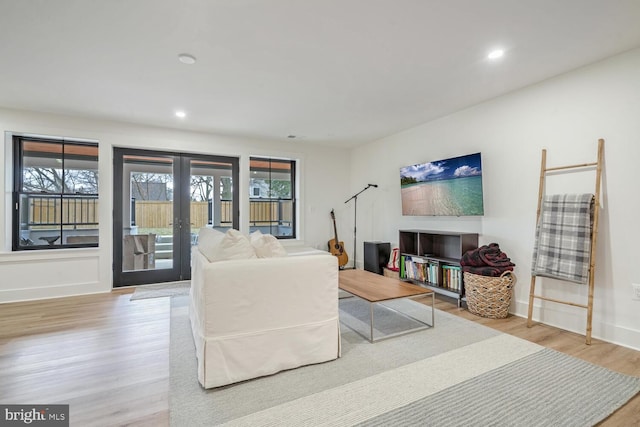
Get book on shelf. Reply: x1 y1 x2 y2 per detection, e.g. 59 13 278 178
441 264 462 292
401 254 462 292
399 254 430 282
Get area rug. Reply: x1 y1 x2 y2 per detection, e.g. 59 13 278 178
129 281 190 300
169 296 640 426
338 289 354 299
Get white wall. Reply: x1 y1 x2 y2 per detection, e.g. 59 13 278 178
350 48 640 350
2 48 638 350
0 110 350 302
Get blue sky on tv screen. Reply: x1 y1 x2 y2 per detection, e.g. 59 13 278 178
400 153 482 183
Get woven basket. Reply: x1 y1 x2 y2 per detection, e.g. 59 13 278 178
464 271 516 319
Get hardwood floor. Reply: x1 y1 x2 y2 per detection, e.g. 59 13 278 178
0 290 169 426
0 291 638 426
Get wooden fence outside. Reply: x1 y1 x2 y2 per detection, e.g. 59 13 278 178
134 199 293 228
27 196 98 229
134 201 214 228
25 198 293 229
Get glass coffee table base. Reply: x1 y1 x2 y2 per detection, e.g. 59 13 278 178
341 292 435 343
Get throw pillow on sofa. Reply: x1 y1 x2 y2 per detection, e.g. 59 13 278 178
250 230 287 258
198 227 225 261
198 228 257 262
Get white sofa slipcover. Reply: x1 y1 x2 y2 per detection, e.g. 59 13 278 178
190 247 341 389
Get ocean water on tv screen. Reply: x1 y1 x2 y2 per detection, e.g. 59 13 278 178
401 175 484 216
448 175 484 215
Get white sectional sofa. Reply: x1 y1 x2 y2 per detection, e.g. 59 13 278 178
189 228 341 389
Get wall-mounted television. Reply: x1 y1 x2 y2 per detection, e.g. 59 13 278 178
400 152 484 216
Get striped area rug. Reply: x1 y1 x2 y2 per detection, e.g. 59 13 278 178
170 296 640 426
129 281 190 300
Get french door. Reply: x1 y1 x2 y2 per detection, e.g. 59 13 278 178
113 148 239 287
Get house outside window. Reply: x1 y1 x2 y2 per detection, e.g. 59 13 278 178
12 136 99 250
249 157 296 238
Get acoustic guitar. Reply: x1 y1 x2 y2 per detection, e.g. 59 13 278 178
328 209 349 267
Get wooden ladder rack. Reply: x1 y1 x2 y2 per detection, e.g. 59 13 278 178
526 139 604 345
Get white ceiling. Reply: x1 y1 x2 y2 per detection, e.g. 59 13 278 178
1 0 640 147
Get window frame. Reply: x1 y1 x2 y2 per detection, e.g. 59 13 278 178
249 157 296 239
12 135 99 251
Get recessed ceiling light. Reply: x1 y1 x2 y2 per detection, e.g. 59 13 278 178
487 49 505 60
175 111 186 118
178 53 196 65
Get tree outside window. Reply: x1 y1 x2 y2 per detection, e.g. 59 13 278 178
13 137 99 250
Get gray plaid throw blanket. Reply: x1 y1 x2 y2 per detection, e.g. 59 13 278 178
532 193 594 284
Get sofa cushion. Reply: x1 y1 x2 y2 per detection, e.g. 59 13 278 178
221 229 257 260
198 228 225 262
199 228 257 262
250 231 287 258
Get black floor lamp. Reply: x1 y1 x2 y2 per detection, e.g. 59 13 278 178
344 184 378 269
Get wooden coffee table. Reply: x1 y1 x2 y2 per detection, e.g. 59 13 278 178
338 269 434 342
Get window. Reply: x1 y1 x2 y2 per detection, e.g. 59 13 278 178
249 157 296 238
12 136 99 250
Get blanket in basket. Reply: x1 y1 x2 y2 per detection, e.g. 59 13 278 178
532 193 594 284
461 243 515 277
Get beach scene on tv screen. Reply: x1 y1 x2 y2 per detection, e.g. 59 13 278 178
400 152 484 216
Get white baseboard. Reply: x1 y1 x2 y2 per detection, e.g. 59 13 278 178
0 281 108 303
513 299 640 351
